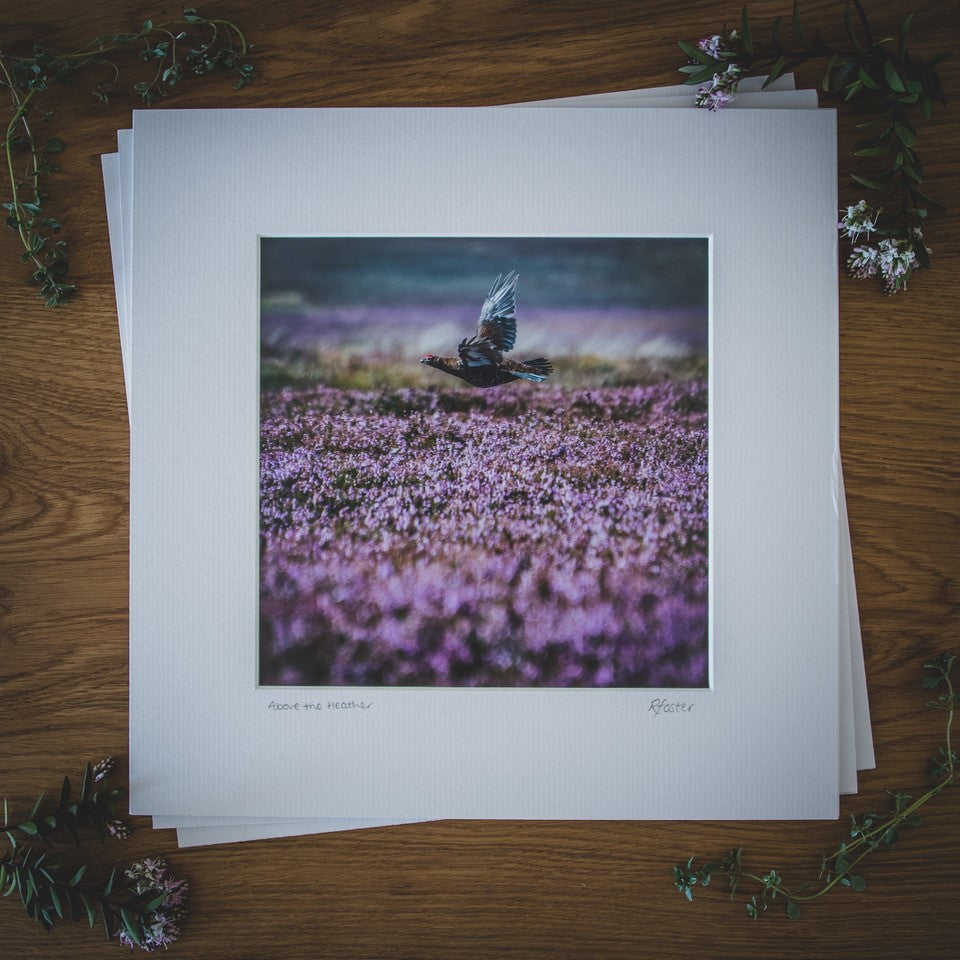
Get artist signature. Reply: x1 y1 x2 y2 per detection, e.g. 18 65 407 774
648 698 695 717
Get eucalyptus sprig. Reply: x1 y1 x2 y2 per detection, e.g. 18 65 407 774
0 6 254 306
678 1 950 293
674 652 958 919
2 759 188 950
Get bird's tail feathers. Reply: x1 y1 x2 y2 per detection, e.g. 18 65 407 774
514 357 553 382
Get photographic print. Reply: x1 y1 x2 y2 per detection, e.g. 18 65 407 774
259 237 709 688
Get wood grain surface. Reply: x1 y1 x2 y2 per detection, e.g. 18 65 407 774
1 1 958 957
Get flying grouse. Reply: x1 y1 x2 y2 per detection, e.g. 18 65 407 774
419 272 553 387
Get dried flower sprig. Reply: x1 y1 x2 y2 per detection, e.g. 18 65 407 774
1 845 187 948
678 2 950 293
673 652 957 919
0 7 254 306
2 760 188 950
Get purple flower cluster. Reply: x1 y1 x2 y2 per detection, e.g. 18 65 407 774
259 380 708 687
695 62 742 110
117 859 188 952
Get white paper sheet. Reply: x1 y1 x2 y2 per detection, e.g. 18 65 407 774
100 81 873 846
128 104 841 822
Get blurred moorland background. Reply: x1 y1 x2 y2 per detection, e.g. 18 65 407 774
260 236 708 389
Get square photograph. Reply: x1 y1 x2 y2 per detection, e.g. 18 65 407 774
259 237 709 687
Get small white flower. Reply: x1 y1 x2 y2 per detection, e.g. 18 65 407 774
697 34 724 58
847 245 879 279
876 238 917 293
838 200 880 241
694 62 741 110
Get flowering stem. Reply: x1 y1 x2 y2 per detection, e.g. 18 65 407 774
674 654 957 919
680 5 949 293
0 9 254 305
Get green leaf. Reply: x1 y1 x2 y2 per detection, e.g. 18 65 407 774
68 864 87 887
786 900 800 919
80 764 92 805
833 56 859 91
857 67 879 90
898 14 913 60
5 830 16 850
689 65 720 85
844 80 863 102
904 814 922 827
821 54 839 92
183 7 203 22
895 122 916 147
29 791 45 819
848 873 867 891
145 891 168 911
43 138 65 153
17 821 38 836
763 55 788 89
62 819 79 849
909 187 945 210
58 776 71 811
81 894 96 927
741 6 753 55
855 144 892 157
26 867 39 904
793 1 810 51
884 59 905 92
101 903 115 940
121 906 142 945
49 884 63 918
103 867 116 896
143 19 153 30
901 163 922 183
678 40 716 66
844 1 865 51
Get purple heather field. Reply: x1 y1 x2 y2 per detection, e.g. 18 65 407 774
259 380 708 687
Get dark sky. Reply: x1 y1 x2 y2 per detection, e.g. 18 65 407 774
260 237 709 311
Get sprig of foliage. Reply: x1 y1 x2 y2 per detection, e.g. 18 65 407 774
2 760 188 950
0 7 254 306
0 846 184 945
678 1 950 293
674 653 957 919
3 758 129 848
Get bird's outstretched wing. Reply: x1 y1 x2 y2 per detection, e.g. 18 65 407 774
476 271 518 352
458 335 501 367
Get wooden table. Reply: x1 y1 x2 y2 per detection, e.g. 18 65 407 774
1 1 957 956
